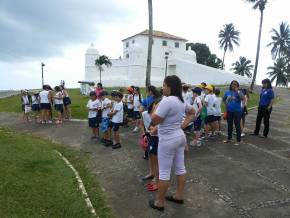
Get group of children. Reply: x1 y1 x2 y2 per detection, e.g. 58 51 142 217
21 84 71 124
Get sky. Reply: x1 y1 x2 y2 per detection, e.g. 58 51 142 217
0 0 289 90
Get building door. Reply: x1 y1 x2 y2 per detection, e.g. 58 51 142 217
168 65 176 76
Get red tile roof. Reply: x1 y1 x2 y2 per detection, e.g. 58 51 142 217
122 30 188 42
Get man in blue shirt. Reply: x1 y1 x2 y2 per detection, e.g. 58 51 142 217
252 79 275 138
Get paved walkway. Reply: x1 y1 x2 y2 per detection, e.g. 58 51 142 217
0 88 290 218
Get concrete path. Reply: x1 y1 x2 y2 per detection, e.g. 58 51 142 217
0 88 290 218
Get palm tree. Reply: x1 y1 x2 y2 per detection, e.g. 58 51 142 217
267 22 290 60
95 55 112 83
267 57 289 87
245 0 268 90
231 56 254 78
145 0 153 87
218 23 240 70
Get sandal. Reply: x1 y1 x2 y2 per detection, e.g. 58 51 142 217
165 195 184 204
149 199 164 211
147 184 158 192
142 175 154 181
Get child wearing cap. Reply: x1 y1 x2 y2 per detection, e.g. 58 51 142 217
31 92 40 123
204 84 218 139
21 90 32 122
87 91 101 139
126 86 134 120
132 86 142 133
107 91 124 149
190 87 203 147
99 91 112 144
53 86 64 124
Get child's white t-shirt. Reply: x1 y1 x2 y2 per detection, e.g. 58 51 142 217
214 97 222 116
205 94 217 116
54 91 63 105
101 98 111 118
31 96 39 105
22 96 30 105
112 101 123 123
87 99 100 118
183 91 193 105
39 90 50 103
127 94 134 109
133 95 141 111
193 96 202 117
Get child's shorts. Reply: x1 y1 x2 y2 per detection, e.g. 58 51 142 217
40 103 51 110
214 116 221 121
54 104 64 113
148 136 159 155
32 104 40 112
63 97 71 106
204 115 216 124
133 111 141 120
127 109 134 118
194 116 202 131
22 104 25 111
88 117 99 128
109 121 122 132
100 117 110 133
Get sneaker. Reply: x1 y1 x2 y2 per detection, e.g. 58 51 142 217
112 143 122 149
104 140 113 147
223 139 232 144
47 120 53 124
133 127 139 133
241 133 246 137
234 141 240 146
259 135 267 139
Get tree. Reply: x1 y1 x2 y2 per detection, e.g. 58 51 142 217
218 23 240 70
186 43 223 69
231 56 254 78
95 55 112 83
267 22 290 60
267 58 289 87
145 0 153 87
245 0 268 90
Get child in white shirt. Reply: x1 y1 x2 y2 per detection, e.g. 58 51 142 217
99 91 112 144
108 91 124 149
214 89 222 134
133 86 142 133
204 85 218 138
87 91 101 139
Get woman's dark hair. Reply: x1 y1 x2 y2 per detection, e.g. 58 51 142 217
97 83 103 89
42 85 47 90
147 85 160 99
164 75 184 102
229 80 240 91
182 85 189 92
262 78 272 89
134 86 142 103
55 86 61 92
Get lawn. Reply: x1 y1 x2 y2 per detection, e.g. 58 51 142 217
0 87 260 119
0 127 112 218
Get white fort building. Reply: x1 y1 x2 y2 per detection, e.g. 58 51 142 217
81 30 250 93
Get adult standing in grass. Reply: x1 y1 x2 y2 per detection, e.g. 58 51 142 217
223 80 245 145
149 75 195 211
252 79 274 138
39 85 52 124
60 85 72 120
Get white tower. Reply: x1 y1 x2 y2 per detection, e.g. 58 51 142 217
85 43 99 82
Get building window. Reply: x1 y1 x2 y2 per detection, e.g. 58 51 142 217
126 53 129 59
132 39 135 44
126 42 129 48
162 40 167 46
175 42 179 48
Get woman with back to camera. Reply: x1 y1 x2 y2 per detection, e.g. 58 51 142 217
149 75 195 211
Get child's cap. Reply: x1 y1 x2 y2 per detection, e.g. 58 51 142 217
89 91 96 96
205 84 213 92
127 87 134 93
192 87 202 95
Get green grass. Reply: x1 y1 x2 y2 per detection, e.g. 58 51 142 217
0 127 112 218
0 88 260 119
